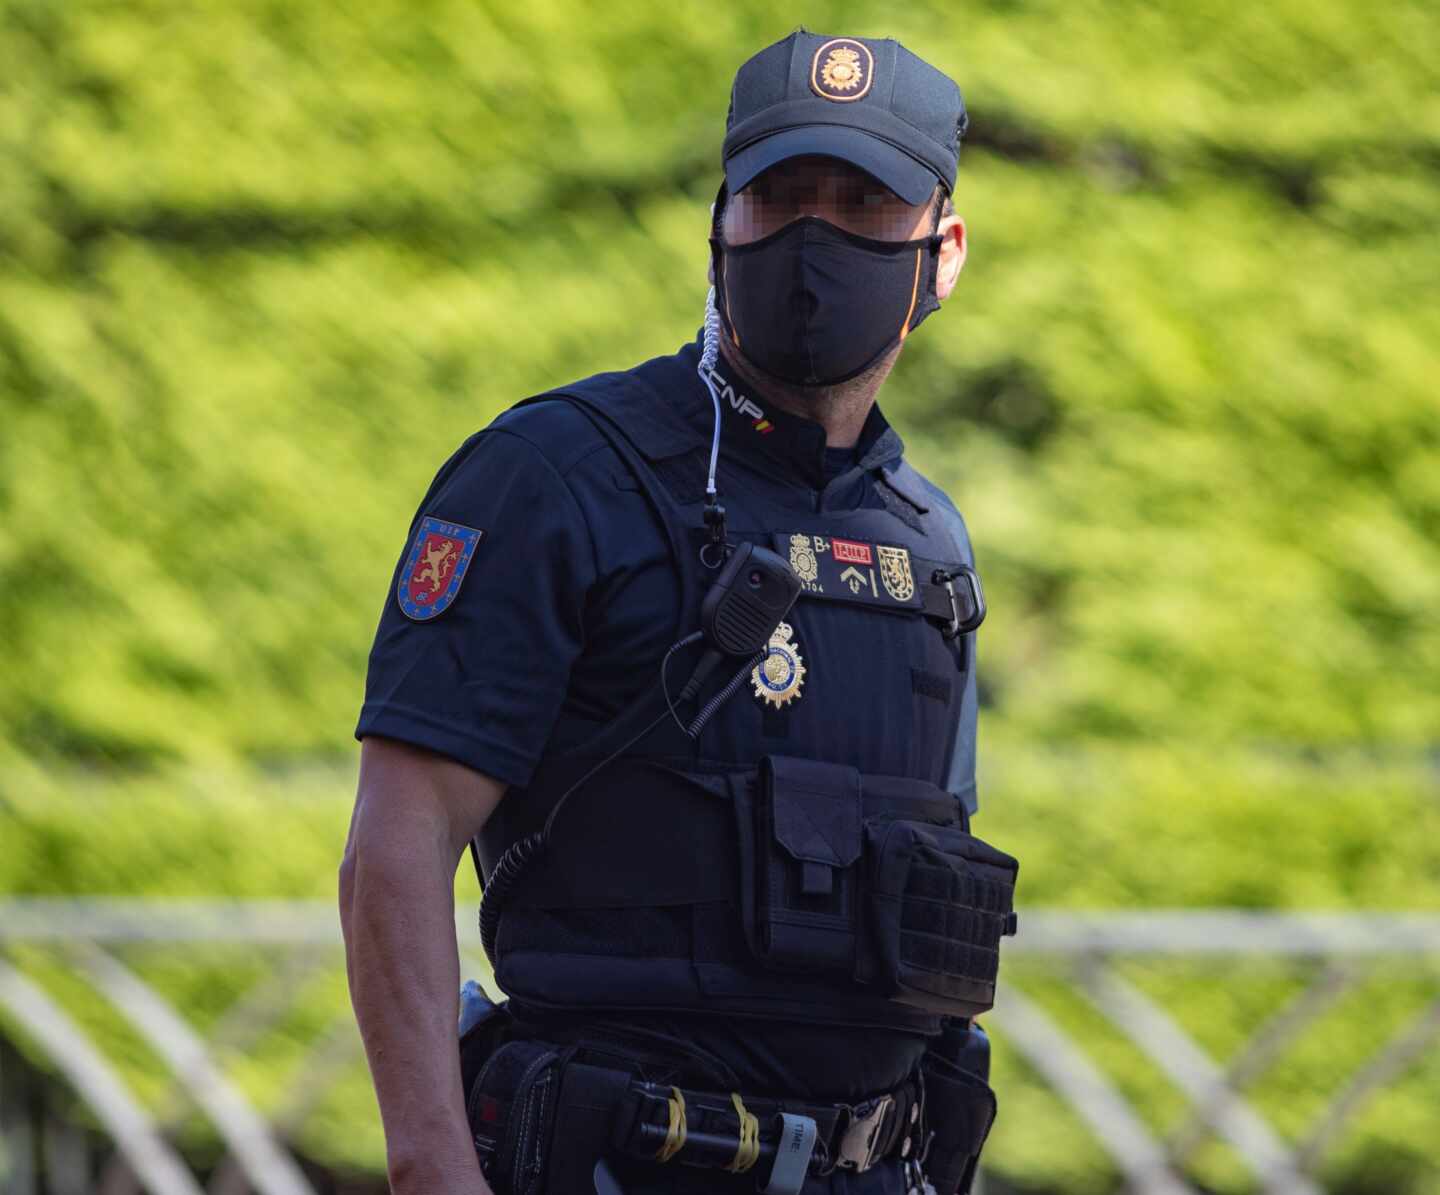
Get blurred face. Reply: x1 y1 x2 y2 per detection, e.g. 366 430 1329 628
707 153 969 391
722 156 939 245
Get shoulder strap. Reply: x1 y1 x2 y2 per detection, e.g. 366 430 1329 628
886 461 981 814
520 377 718 766
515 347 709 463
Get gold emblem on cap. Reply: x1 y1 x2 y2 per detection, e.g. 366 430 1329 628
810 38 874 103
822 46 863 92
878 545 915 602
752 622 806 709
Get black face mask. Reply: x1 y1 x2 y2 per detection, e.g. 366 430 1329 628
710 215 943 387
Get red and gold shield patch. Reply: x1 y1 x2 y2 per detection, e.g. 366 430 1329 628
396 516 485 621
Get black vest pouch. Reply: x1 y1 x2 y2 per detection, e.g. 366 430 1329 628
754 756 864 973
920 1048 997 1195
746 755 1017 1018
867 819 1017 1016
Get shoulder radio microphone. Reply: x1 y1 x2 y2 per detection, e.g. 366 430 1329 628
673 541 802 731
701 540 802 655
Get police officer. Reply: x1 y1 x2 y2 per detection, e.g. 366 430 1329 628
341 31 1015 1195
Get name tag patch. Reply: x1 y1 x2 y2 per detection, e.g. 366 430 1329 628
775 533 922 611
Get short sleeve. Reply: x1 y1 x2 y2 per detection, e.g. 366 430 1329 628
356 428 598 788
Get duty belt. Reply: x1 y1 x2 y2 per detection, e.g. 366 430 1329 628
614 1074 926 1179
465 1025 996 1195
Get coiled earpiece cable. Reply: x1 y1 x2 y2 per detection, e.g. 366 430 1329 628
697 286 728 566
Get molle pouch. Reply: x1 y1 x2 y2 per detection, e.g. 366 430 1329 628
753 756 863 974
467 1040 567 1195
866 820 1018 1016
921 1036 997 1195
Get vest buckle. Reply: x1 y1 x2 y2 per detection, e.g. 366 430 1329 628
932 565 986 639
835 1093 895 1171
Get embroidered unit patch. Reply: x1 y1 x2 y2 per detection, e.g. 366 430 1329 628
396 516 485 621
877 544 915 602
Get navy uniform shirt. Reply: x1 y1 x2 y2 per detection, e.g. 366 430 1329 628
357 337 979 1097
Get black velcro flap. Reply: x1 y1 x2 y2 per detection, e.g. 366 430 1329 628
762 756 862 879
801 861 833 896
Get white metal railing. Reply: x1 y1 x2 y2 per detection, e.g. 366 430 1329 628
1 903 1436 1195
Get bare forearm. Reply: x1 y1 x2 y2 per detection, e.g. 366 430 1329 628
341 828 488 1193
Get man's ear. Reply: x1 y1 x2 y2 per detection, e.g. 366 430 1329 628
936 212 967 301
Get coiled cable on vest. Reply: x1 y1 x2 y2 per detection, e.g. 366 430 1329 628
478 704 672 964
479 632 714 966
663 631 714 736
686 651 764 739
477 832 545 964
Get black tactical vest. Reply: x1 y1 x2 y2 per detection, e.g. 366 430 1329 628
478 349 1016 1035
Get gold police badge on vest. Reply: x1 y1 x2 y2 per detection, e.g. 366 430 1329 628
811 39 874 103
878 544 915 602
752 622 806 708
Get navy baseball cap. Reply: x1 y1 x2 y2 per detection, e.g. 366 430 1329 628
721 32 968 206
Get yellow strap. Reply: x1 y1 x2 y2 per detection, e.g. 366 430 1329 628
655 1086 687 1163
726 1091 761 1173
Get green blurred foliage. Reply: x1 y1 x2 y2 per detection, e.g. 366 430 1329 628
1 0 1438 1189
1 0 1436 762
